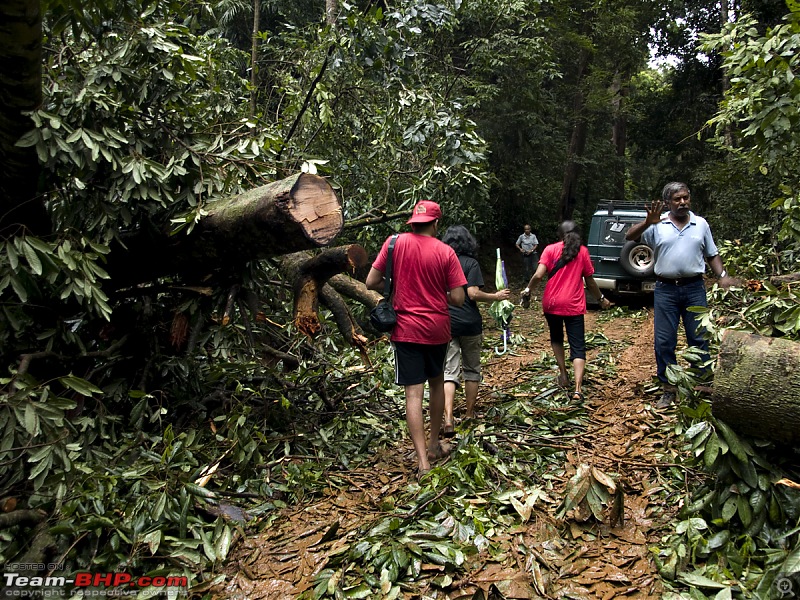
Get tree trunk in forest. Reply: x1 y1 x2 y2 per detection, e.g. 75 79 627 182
719 0 734 148
558 48 591 222
326 0 338 26
0 0 49 237
610 72 628 200
712 329 800 445
108 173 343 286
250 0 260 117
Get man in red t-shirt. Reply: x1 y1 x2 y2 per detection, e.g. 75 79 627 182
366 201 466 478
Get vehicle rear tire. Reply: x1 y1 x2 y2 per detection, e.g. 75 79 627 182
619 240 655 278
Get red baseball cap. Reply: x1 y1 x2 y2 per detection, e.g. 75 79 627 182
406 200 442 224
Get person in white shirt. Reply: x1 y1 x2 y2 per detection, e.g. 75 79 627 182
516 224 539 280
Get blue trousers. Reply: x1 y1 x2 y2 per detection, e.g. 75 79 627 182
653 279 708 384
522 253 539 280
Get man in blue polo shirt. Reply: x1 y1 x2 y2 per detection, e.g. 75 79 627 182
626 182 737 408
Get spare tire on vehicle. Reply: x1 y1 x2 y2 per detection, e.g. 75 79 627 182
619 240 655 278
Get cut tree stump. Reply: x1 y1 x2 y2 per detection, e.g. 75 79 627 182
712 329 800 445
108 173 343 286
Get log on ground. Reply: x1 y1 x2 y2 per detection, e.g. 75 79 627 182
712 329 800 445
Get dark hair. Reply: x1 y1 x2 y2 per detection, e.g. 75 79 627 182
557 220 582 264
441 225 478 258
662 181 690 203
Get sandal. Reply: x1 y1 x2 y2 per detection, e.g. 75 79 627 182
571 391 585 402
417 467 431 481
442 422 456 438
557 374 570 389
427 442 452 462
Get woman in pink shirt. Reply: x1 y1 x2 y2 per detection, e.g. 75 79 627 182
521 221 611 401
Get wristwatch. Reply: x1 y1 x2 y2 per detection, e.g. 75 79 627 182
718 270 728 278
599 294 605 301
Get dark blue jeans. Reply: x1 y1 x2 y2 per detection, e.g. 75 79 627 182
522 252 539 280
653 279 708 384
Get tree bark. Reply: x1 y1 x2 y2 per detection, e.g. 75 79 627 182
108 173 343 286
0 0 48 237
558 47 591 222
326 0 338 26
280 245 368 338
712 329 800 445
770 272 800 285
328 274 383 309
249 0 260 117
319 284 369 348
610 72 628 200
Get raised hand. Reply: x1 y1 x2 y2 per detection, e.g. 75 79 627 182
645 199 664 225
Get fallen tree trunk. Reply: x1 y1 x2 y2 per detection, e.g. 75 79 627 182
712 329 800 445
328 274 383 309
280 246 368 338
770 272 800 286
108 173 343 286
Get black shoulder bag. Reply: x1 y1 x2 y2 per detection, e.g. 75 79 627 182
369 234 400 332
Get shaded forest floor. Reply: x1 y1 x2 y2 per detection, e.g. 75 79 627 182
216 296 694 599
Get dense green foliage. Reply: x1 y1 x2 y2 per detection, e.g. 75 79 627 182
2 0 800 596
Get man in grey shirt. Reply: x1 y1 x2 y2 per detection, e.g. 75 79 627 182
516 224 539 280
626 182 736 409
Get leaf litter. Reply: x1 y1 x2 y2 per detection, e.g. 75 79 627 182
216 303 689 599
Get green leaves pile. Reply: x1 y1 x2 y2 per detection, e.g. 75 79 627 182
651 245 800 598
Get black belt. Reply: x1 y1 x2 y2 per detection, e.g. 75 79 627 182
656 274 704 286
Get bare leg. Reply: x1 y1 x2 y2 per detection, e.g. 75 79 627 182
404 383 430 471
443 381 457 426
427 374 446 456
464 380 479 418
573 358 586 395
551 342 569 387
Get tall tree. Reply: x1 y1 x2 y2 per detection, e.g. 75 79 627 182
0 0 47 236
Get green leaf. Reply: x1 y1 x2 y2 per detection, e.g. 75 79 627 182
678 571 728 589
23 402 39 436
10 273 28 302
737 494 753 527
343 584 373 598
707 530 730 550
184 482 217 498
142 530 162 555
60 375 103 396
704 432 720 469
15 129 39 148
715 420 749 463
782 545 800 574
6 243 19 269
215 525 233 561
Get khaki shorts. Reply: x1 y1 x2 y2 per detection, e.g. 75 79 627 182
443 334 483 385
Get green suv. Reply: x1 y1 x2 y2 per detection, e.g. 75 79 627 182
586 200 656 299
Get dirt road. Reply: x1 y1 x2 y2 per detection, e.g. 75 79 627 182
219 302 683 599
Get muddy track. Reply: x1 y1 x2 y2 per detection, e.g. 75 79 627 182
218 299 682 599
